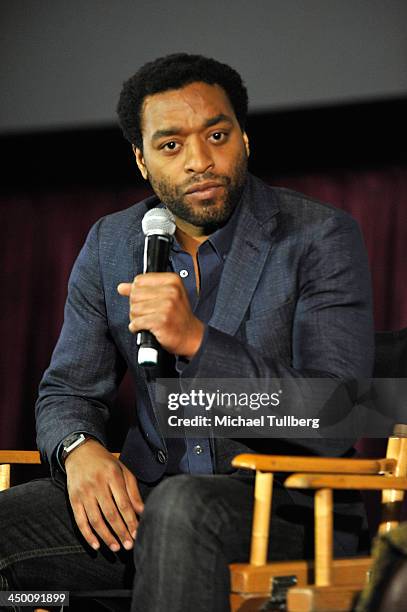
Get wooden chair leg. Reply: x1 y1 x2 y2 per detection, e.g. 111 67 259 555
250 471 273 566
315 488 333 586
0 464 10 490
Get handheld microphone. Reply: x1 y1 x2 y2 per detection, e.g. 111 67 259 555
137 207 176 367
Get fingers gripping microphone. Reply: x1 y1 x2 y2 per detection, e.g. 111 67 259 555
137 207 176 367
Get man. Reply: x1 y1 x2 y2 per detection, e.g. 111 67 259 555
0 53 374 611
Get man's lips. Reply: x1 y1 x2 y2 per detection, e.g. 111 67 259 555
184 181 223 194
184 181 224 199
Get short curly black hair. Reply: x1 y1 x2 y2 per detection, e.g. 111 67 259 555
117 53 248 150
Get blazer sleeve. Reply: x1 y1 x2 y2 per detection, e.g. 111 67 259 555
181 212 374 455
187 213 373 379
35 219 127 468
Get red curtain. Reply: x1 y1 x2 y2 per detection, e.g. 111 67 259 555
1 166 407 450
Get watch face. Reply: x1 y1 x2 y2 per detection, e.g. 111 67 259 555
63 433 83 450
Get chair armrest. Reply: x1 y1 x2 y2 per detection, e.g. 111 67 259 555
285 473 407 490
0 450 120 465
231 453 396 475
0 451 41 464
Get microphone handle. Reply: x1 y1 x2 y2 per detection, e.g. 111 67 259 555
137 234 172 367
137 330 161 366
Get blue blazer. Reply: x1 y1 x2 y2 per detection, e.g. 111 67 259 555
36 174 374 482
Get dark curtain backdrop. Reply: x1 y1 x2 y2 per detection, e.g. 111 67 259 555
1 165 407 451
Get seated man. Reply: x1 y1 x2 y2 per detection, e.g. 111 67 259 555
0 53 374 611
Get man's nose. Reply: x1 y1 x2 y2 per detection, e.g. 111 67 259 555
184 138 214 174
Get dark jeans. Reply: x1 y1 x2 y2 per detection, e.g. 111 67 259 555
0 471 365 612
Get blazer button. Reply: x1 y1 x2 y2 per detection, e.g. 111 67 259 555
156 450 167 464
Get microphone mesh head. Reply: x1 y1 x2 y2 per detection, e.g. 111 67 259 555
142 207 176 236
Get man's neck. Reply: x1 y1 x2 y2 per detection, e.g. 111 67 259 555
175 223 209 257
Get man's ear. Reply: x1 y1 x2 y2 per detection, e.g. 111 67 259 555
132 144 148 180
243 132 250 158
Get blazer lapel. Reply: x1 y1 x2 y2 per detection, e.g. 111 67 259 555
210 175 280 336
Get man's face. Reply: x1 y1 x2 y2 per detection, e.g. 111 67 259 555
134 82 249 234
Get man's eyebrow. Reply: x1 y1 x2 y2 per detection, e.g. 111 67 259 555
151 114 234 142
203 113 234 128
151 127 183 142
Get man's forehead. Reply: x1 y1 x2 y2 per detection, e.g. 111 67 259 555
140 82 235 133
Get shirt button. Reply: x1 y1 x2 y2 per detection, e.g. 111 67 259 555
156 450 167 464
180 269 189 278
193 444 204 455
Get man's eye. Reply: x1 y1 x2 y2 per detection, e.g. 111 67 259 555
210 132 227 142
163 141 179 151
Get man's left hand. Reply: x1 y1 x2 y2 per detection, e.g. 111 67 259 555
117 272 204 359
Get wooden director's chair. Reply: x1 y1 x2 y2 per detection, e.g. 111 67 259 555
229 422 407 611
228 327 407 611
1 426 406 612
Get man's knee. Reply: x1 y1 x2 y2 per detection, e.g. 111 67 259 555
139 475 217 537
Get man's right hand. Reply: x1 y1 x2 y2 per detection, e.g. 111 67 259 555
65 439 144 552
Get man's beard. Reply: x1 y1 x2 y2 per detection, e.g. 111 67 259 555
147 150 248 233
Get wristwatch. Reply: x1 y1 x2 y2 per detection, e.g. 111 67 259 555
61 432 90 463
